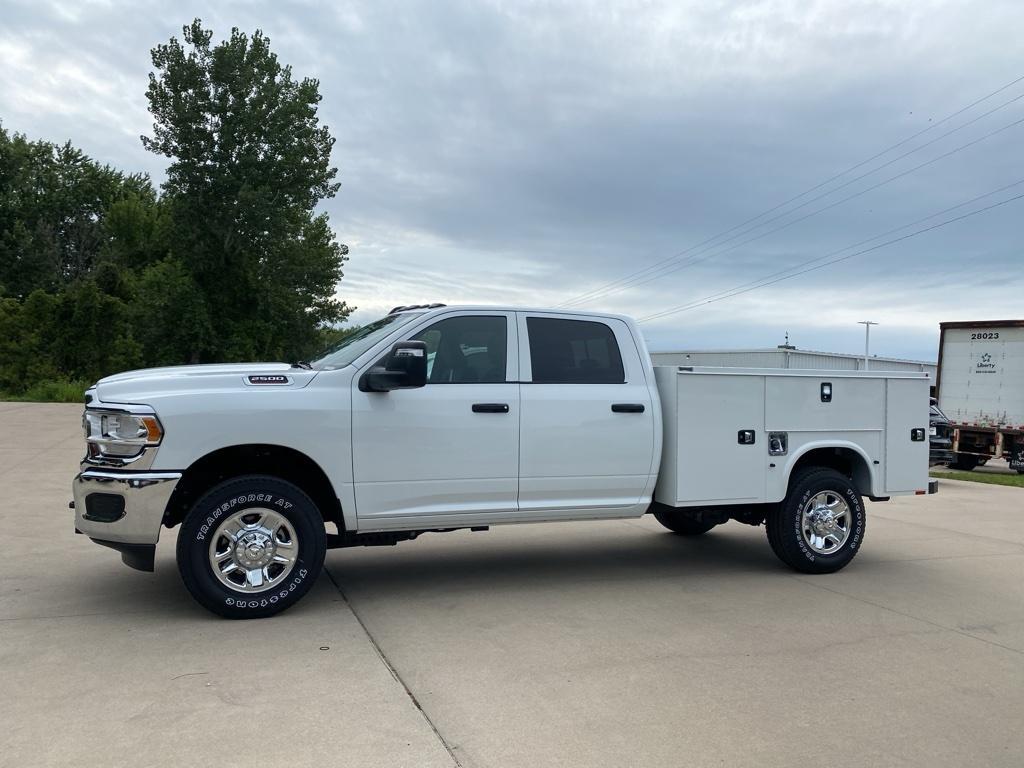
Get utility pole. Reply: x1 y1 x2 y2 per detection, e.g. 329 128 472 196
858 321 878 370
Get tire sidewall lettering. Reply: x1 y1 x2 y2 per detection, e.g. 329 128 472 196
187 486 311 609
793 483 864 564
196 493 291 542
178 476 325 618
222 566 310 608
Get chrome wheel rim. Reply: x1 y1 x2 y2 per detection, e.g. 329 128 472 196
800 491 851 554
208 508 298 593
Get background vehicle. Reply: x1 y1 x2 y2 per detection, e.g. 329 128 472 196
936 320 1024 473
929 398 954 466
72 305 935 618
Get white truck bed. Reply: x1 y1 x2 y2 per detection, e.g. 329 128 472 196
653 366 931 507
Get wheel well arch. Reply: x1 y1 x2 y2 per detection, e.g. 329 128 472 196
785 445 874 496
162 444 344 532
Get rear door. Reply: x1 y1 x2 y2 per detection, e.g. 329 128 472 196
517 313 656 514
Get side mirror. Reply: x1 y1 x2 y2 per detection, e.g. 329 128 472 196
359 340 428 392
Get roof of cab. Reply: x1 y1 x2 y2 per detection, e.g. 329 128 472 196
389 304 637 324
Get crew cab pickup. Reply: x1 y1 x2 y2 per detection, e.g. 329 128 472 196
72 305 936 618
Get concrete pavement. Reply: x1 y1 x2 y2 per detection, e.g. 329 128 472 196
2 402 1023 767
0 402 454 768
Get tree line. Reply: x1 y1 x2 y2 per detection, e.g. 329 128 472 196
0 20 353 400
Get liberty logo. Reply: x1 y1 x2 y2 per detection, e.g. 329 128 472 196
975 353 996 373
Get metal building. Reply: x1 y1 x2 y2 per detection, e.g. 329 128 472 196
650 346 936 378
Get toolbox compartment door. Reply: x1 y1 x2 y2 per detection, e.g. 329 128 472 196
669 372 766 505
885 377 930 493
765 376 884 432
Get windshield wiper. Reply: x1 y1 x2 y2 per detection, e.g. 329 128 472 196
291 360 313 370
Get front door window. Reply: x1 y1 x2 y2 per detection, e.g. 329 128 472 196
413 315 507 383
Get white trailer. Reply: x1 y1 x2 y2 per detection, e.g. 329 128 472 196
936 320 1024 472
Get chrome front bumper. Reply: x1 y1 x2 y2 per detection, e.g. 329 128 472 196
73 469 181 546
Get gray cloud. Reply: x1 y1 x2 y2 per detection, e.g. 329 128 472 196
3 0 1022 361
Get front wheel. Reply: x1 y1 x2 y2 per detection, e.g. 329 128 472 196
766 468 865 574
176 475 326 619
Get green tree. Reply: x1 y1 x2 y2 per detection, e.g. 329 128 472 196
132 257 213 366
0 292 60 391
141 19 351 362
0 283 144 394
0 125 167 396
0 125 155 299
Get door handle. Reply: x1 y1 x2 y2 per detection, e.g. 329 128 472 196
472 403 510 413
611 403 645 413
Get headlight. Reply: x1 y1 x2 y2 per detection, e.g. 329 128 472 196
84 409 163 461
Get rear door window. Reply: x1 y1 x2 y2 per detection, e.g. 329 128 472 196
527 317 625 384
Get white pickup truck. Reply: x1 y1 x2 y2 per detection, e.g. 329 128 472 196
73 305 936 618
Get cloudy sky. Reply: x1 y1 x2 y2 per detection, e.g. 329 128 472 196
3 0 1022 361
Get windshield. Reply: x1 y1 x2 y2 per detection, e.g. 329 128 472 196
311 313 425 370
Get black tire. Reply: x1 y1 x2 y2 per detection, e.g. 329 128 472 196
949 454 979 471
176 475 326 619
766 468 865 574
651 504 718 536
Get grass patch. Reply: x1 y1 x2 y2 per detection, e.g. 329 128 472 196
930 470 1024 488
0 379 89 403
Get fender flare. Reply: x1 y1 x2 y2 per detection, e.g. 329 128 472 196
779 440 879 498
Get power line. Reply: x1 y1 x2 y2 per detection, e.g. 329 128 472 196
565 93 1024 304
638 187 1024 323
587 112 1024 298
637 177 1024 322
639 178 1024 321
558 73 1024 308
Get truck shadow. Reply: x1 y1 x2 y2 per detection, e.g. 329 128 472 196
325 524 789 599
73 524 862 618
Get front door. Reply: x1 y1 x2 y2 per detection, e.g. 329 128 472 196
351 311 520 523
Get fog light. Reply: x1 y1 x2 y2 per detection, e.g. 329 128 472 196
84 493 126 523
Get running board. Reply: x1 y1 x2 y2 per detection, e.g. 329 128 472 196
325 526 489 550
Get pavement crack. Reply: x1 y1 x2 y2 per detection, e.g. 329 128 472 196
324 565 463 767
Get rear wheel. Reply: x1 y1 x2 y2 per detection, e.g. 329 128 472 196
176 475 326 619
651 504 718 536
766 468 865 574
